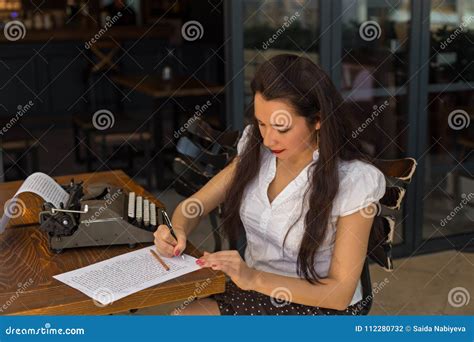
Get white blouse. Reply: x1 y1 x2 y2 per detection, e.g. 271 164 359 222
237 125 386 306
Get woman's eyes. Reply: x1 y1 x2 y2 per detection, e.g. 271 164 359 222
258 123 290 133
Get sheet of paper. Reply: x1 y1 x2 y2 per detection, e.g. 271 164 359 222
14 172 69 208
53 246 201 305
1 172 69 233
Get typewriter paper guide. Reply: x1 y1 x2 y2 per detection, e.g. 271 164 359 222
53 246 201 305
0 172 69 233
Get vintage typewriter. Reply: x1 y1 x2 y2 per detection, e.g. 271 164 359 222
39 180 164 253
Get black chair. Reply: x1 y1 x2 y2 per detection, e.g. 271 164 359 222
172 118 239 251
358 157 417 314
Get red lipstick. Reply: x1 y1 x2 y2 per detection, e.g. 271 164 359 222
271 149 285 154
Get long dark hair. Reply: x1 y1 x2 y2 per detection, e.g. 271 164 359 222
222 54 372 284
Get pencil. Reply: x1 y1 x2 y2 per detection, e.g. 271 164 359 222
150 249 170 271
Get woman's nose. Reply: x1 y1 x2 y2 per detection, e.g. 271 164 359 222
263 128 278 147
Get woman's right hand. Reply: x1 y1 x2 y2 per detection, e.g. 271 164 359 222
153 225 187 258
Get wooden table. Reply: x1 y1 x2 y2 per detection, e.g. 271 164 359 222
111 74 225 187
111 75 225 99
0 170 225 315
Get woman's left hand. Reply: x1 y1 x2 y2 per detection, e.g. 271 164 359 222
196 250 257 291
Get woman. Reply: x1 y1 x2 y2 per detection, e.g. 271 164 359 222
154 54 386 315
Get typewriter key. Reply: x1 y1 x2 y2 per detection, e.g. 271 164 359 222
128 192 136 220
143 199 150 226
136 196 143 223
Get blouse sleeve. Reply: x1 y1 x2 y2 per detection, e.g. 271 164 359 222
236 124 253 156
335 162 386 217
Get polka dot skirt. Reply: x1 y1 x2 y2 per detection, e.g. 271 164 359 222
212 281 365 316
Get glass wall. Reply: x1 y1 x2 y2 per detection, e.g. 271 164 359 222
242 0 320 107
422 0 474 239
229 0 474 255
340 0 413 245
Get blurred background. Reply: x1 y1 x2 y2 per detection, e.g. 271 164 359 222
0 0 472 314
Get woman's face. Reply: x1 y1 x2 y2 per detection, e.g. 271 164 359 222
254 92 320 161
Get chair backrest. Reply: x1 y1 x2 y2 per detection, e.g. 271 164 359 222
359 157 417 314
83 37 123 110
176 136 230 170
88 38 121 75
186 118 239 150
172 118 239 199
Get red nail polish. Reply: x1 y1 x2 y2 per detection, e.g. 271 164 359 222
175 250 180 256
196 260 203 265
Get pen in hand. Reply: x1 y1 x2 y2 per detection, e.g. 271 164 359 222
161 208 186 260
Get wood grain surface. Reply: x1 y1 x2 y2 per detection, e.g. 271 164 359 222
0 170 225 315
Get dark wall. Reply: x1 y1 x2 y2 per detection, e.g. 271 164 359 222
0 38 224 128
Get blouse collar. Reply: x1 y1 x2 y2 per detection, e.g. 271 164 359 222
261 147 320 207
